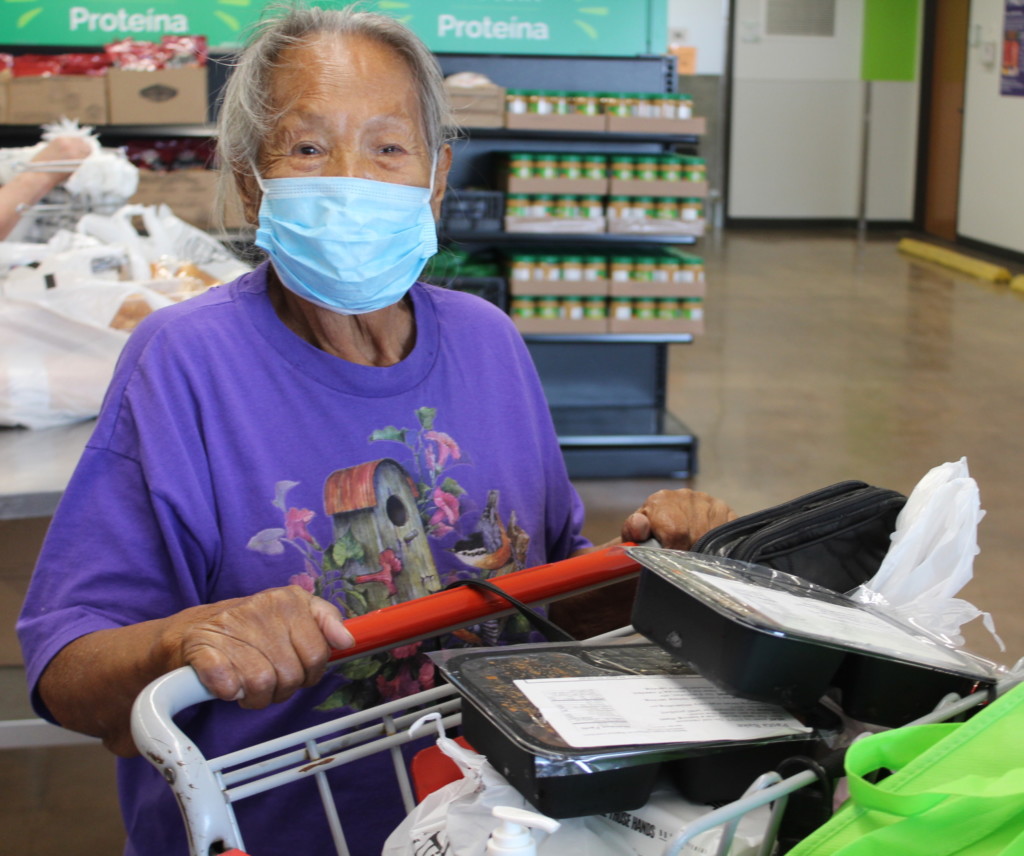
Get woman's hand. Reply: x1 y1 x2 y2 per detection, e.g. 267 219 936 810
621 488 736 550
38 585 355 757
171 586 355 709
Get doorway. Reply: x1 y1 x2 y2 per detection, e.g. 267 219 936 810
918 0 970 241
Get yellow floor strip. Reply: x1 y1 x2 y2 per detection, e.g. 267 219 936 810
1010 275 1024 293
898 238 1011 283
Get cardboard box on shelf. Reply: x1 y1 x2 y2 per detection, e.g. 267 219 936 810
504 176 609 195
7 75 108 125
505 216 606 234
608 179 708 198
608 317 704 335
446 83 505 128
606 116 706 136
107 67 208 125
0 79 8 124
609 280 706 299
505 112 607 133
130 168 246 232
510 279 610 297
514 317 609 335
606 218 705 238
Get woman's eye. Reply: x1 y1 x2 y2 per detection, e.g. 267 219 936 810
295 143 322 157
379 144 407 155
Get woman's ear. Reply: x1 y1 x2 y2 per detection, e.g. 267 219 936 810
236 171 261 227
430 144 453 219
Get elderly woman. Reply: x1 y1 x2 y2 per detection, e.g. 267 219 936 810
18 6 732 854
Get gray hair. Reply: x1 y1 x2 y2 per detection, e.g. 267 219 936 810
214 3 456 228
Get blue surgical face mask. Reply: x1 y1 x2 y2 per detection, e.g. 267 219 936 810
253 158 439 315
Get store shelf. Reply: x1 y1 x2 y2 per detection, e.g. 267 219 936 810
445 230 699 246
523 333 694 344
455 127 701 145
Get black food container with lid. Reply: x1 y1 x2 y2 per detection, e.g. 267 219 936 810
627 548 998 727
432 642 818 817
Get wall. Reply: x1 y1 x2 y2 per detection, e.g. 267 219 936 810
958 0 1024 255
668 0 729 75
727 0 921 221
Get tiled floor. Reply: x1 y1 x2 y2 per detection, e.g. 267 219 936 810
3 228 1023 853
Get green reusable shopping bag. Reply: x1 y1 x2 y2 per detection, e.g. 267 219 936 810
788 680 1024 856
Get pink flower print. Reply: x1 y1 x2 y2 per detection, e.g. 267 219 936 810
375 669 422 703
289 572 316 593
354 549 403 595
428 489 460 538
424 431 461 471
391 642 421 660
285 507 315 543
417 660 436 690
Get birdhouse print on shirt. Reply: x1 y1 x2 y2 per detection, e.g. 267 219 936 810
323 459 441 610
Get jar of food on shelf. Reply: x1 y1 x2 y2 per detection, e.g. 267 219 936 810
632 197 657 220
631 257 657 282
610 156 634 181
551 91 571 115
573 92 601 116
582 154 607 180
530 255 548 281
536 295 561 319
528 90 553 115
682 156 707 183
583 255 607 281
655 197 679 220
634 297 658 320
656 95 676 119
580 195 604 219
553 195 578 218
538 255 562 282
603 92 631 117
610 296 633 320
511 296 536 317
534 154 558 180
636 94 660 118
562 295 584 320
607 196 631 222
658 155 683 182
506 89 529 115
561 256 584 281
635 156 659 181
533 194 556 218
583 296 607 319
609 256 633 283
558 154 583 180
681 297 704 320
657 298 680 319
508 153 534 179
673 93 695 119
680 198 704 222
654 257 678 282
509 254 534 282
506 194 532 218
676 256 701 283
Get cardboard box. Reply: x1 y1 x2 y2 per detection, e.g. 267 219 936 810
7 75 108 125
510 278 610 297
0 79 8 124
609 317 704 335
504 176 609 195
606 116 706 136
446 83 505 128
107 67 208 125
130 169 245 232
505 215 606 234
609 179 708 198
505 112 607 133
609 280 706 299
514 317 609 335
607 217 705 238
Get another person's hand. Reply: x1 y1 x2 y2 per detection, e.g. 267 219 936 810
169 585 356 709
30 135 93 184
621 488 736 550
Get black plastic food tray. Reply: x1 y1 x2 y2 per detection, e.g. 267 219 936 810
628 548 996 727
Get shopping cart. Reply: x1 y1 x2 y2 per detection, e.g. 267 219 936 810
131 546 1011 856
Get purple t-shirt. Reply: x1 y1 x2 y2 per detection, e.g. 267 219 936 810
18 263 589 855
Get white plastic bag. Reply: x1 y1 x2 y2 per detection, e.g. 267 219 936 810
850 458 1003 650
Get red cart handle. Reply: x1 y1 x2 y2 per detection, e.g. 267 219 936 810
331 544 640 661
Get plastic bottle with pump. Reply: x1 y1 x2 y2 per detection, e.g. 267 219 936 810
486 806 561 856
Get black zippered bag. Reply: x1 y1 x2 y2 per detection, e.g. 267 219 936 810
691 480 907 594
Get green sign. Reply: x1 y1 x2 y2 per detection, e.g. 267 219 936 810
861 0 920 82
1 0 666 56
